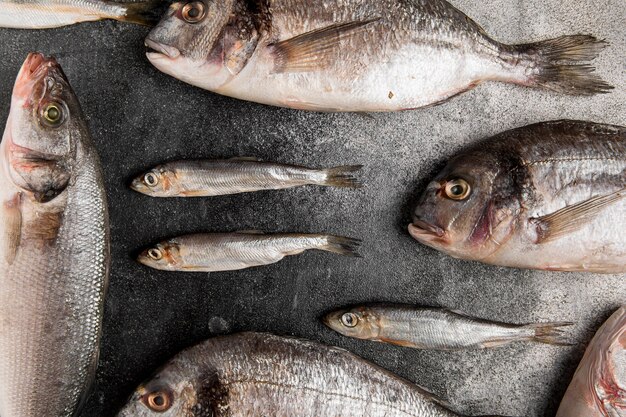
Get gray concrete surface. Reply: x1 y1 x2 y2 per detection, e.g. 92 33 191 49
0 0 624 415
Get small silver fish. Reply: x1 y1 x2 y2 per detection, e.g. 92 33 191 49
409 120 626 273
130 159 362 197
0 0 162 29
556 307 626 417
144 0 611 112
324 304 573 350
138 232 361 272
117 332 506 417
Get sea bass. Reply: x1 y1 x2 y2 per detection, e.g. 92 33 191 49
0 54 109 417
0 0 162 29
324 304 573 350
130 159 362 197
409 120 626 273
137 232 360 272
144 0 612 112
117 332 503 417
556 307 626 417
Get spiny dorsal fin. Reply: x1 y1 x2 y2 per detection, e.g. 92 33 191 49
236 230 265 235
3 192 23 265
531 188 625 243
270 18 380 73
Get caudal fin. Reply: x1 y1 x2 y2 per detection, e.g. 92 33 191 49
320 236 362 257
118 0 167 26
526 321 574 346
511 35 613 95
322 165 363 188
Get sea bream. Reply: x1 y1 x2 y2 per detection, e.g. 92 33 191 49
556 307 626 416
144 0 612 112
137 232 361 272
0 0 162 29
0 54 109 416
130 158 362 197
409 120 625 273
324 304 573 350
116 332 505 417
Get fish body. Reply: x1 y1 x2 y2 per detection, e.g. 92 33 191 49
0 54 109 417
116 332 496 417
137 232 360 272
145 0 611 112
130 159 362 197
0 0 161 29
556 307 626 416
324 305 572 350
409 120 626 273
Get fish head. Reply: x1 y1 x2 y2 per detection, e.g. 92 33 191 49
3 53 87 202
137 240 182 271
409 151 519 260
145 0 236 90
117 367 200 416
323 306 382 340
131 166 179 197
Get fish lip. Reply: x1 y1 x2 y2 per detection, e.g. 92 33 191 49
409 220 445 238
145 39 181 60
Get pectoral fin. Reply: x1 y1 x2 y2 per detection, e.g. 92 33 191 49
531 188 625 244
3 192 23 265
270 18 380 73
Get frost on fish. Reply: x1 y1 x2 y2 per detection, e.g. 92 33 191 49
556 307 626 417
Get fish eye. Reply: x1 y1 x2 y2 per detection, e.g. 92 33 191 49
444 179 471 200
143 390 172 412
341 312 359 328
182 1 206 23
148 248 163 261
144 172 160 187
41 102 65 126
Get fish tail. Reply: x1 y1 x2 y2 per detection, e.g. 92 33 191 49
319 236 362 257
321 165 363 188
507 35 613 95
116 0 166 26
525 321 575 346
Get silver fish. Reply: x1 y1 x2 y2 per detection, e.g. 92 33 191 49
324 304 573 350
137 232 361 272
116 332 504 417
409 120 626 273
130 158 362 197
556 307 625 416
0 0 161 29
0 54 109 417
144 0 611 112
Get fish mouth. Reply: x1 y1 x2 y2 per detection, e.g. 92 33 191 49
14 53 64 101
145 39 181 60
408 220 448 245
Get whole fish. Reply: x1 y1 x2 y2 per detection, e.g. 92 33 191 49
117 332 504 417
556 307 625 417
409 120 626 273
324 304 573 350
137 232 360 272
0 54 109 417
0 0 162 29
144 0 611 112
130 159 362 197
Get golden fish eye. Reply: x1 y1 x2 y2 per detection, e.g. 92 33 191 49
341 312 359 328
145 390 172 412
182 1 206 23
41 103 64 126
444 179 471 200
147 248 163 261
144 172 160 187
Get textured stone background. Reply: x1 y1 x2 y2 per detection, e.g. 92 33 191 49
0 0 624 415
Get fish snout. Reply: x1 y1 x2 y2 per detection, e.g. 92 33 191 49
14 53 65 102
408 220 449 247
145 38 181 61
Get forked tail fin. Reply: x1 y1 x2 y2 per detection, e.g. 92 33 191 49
117 0 167 26
321 165 363 188
526 321 575 346
508 35 613 95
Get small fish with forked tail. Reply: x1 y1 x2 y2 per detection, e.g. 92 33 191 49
138 232 361 272
324 304 573 350
131 158 362 197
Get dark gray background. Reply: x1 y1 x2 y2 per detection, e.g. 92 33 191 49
0 0 624 415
